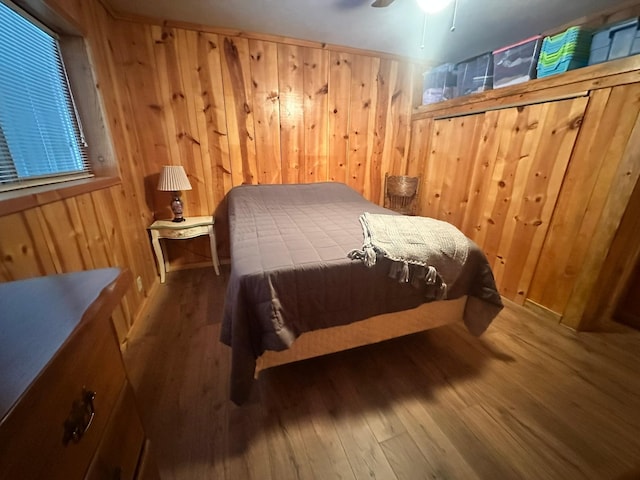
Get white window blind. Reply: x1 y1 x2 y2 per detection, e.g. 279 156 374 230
0 1 91 192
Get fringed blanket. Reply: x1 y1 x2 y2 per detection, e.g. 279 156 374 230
348 213 470 299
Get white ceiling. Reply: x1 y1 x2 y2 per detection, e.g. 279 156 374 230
105 0 631 63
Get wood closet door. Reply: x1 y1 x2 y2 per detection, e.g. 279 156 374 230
528 83 640 324
418 96 588 303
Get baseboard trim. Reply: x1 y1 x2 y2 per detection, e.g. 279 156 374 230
524 299 563 323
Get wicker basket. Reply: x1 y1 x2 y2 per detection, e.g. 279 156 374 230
384 174 420 215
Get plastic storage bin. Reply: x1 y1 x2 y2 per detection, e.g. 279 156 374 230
537 26 593 78
589 17 640 65
456 52 493 96
493 35 542 88
422 63 457 105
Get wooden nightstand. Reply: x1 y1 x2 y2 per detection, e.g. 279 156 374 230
149 216 220 283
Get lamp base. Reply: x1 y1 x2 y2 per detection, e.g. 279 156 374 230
170 192 186 223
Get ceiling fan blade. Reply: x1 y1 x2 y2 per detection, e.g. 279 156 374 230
371 0 395 7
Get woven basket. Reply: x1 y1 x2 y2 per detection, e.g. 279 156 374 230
384 174 420 215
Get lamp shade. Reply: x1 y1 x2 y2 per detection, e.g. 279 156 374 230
157 165 192 191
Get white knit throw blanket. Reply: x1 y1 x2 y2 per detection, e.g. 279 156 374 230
348 212 470 297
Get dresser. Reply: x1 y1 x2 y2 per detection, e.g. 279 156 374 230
0 268 160 479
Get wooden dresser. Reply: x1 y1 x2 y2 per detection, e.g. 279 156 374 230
0 268 160 479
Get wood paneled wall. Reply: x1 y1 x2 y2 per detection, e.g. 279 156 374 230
409 63 640 329
411 97 588 303
0 0 161 341
528 83 640 323
0 0 420 338
0 185 156 341
104 14 417 263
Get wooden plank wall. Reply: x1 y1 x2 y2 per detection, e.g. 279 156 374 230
409 71 640 328
0 184 158 342
0 0 162 341
0 0 419 338
528 84 640 321
411 97 588 304
106 14 417 263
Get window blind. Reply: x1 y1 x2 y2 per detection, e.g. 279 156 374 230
0 1 91 191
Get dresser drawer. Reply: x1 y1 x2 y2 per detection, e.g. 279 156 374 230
156 224 209 239
0 315 125 479
85 383 145 480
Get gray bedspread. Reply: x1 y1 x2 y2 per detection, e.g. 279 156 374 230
220 182 503 404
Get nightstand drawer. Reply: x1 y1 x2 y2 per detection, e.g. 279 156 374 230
157 225 209 239
0 315 126 479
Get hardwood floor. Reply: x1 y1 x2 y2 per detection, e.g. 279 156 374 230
123 267 640 480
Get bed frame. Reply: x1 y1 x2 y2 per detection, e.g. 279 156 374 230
255 296 467 375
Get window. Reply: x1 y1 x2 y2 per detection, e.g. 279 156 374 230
0 0 91 192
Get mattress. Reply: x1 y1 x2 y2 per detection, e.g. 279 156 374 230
220 182 503 403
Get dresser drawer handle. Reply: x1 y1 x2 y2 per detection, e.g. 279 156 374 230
62 388 96 445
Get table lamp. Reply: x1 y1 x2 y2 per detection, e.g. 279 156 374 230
157 165 192 222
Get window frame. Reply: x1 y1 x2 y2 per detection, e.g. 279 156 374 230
0 0 120 216
0 0 92 191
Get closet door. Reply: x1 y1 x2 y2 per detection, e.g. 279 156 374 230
528 83 640 325
419 96 589 303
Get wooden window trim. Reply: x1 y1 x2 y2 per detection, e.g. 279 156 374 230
0 176 121 216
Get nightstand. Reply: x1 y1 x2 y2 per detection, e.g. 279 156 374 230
148 216 220 283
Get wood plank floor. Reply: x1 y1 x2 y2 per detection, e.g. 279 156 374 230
123 267 640 480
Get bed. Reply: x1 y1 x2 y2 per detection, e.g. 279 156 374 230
221 182 503 404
